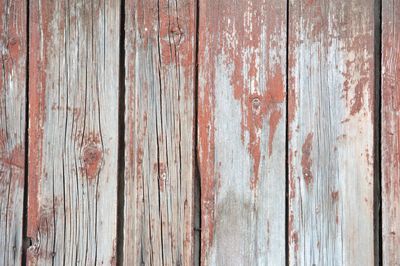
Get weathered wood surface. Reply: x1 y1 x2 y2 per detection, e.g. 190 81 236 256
0 0 26 265
288 0 375 265
27 0 120 264
198 0 287 264
123 0 196 265
382 0 400 265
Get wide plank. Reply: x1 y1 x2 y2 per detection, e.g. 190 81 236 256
0 0 27 264
382 0 400 264
123 0 196 265
27 1 120 264
198 0 287 264
288 0 375 264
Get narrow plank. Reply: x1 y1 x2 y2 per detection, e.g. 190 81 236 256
123 0 196 265
198 1 287 264
0 0 27 264
27 1 120 264
382 1 400 264
288 1 375 264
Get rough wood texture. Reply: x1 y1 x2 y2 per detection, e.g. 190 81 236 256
198 1 287 264
27 1 120 264
123 0 196 265
288 1 375 265
382 0 400 264
0 0 26 264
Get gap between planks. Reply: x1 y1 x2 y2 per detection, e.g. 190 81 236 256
373 0 383 265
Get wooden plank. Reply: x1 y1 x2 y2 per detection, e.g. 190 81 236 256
27 1 120 264
0 0 27 264
382 1 400 264
288 1 375 264
198 1 287 264
123 0 196 265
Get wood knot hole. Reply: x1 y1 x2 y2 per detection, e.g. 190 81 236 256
82 144 102 180
170 26 184 44
251 97 261 111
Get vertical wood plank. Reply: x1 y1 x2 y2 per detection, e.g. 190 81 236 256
123 0 196 265
0 0 27 264
27 1 120 264
382 0 400 264
198 1 287 264
288 1 375 264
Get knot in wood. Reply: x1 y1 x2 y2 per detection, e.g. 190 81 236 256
7 37 18 47
251 97 261 111
82 144 102 180
170 26 183 44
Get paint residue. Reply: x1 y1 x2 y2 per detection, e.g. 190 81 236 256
301 133 314 188
0 145 24 169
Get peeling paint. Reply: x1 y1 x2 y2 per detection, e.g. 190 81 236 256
301 133 313 189
0 145 24 169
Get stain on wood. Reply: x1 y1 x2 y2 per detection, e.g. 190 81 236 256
0 0 27 264
288 0 375 264
198 0 287 264
123 0 196 265
382 0 400 264
27 0 120 264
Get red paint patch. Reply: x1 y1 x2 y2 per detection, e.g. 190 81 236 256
0 145 24 169
301 133 314 188
82 144 102 180
289 150 296 200
306 0 315 5
289 212 299 252
268 110 282 157
212 2 285 190
350 79 367 115
198 1 285 263
154 162 167 192
247 75 285 189
28 0 51 240
331 191 339 202
198 16 216 261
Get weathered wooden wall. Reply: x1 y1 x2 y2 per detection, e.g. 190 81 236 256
0 0 399 265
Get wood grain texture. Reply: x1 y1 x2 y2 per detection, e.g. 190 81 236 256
123 0 196 265
382 0 400 264
198 1 287 264
0 0 26 264
288 0 375 265
27 0 120 264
